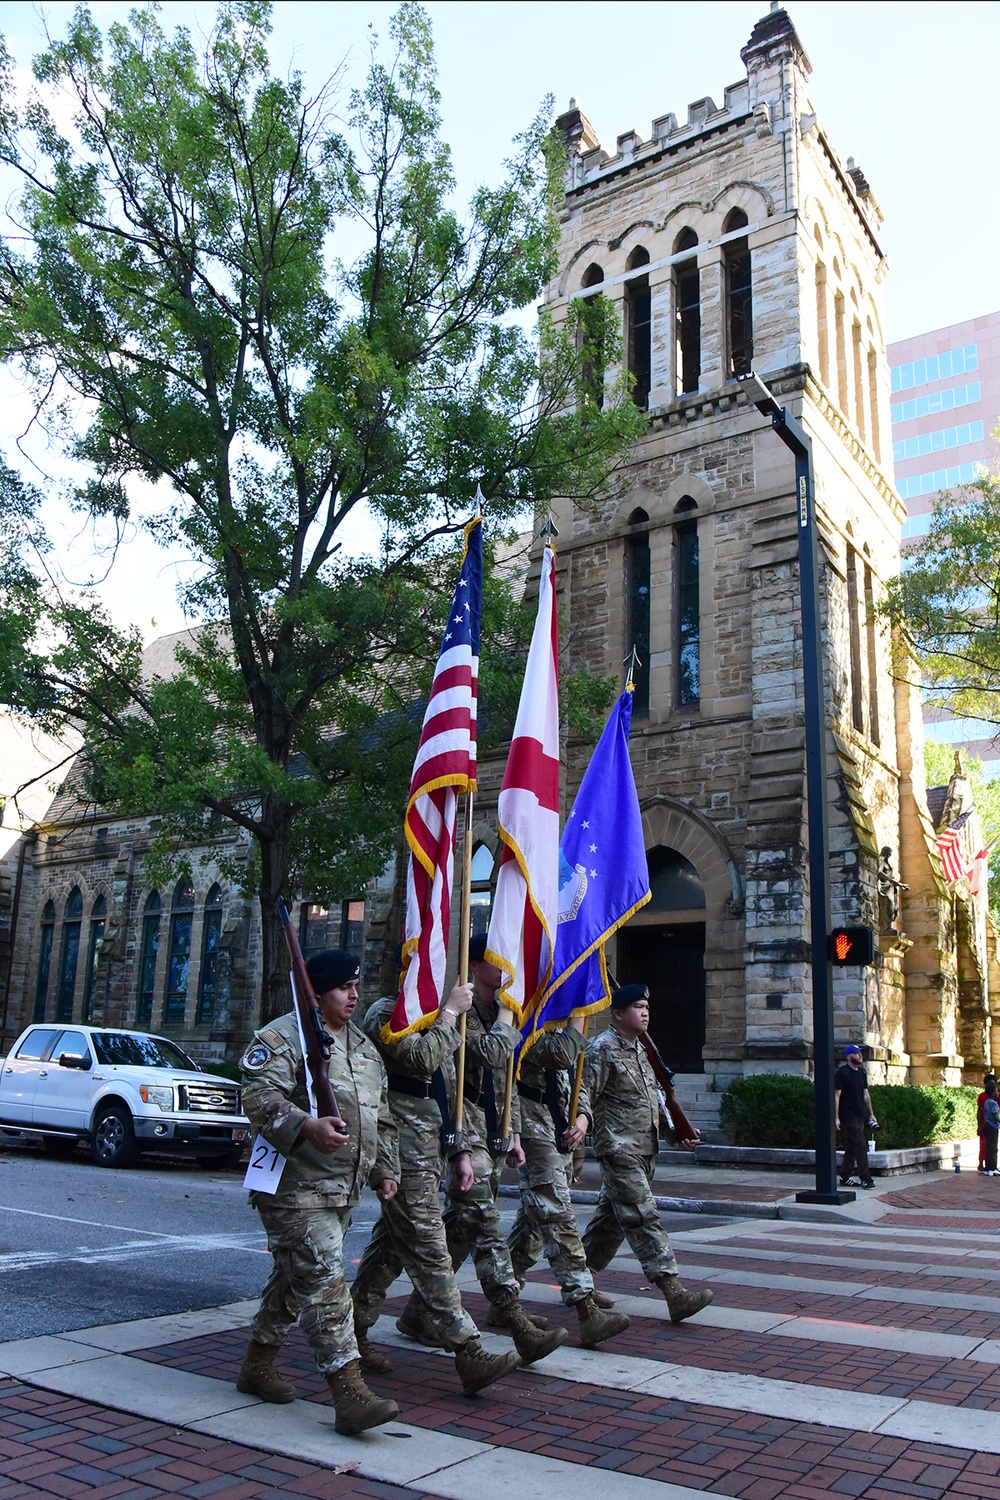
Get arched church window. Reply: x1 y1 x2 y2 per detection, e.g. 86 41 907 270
723 209 752 378
674 229 700 396
846 544 865 733
834 289 849 414
815 261 830 387
625 512 651 717
136 890 161 1027
863 550 881 747
580 263 605 410
625 246 652 408
163 879 195 1027
56 888 83 1023
646 847 706 911
675 513 700 706
33 900 55 1023
197 884 224 1025
867 345 881 462
469 843 496 939
82 893 106 1023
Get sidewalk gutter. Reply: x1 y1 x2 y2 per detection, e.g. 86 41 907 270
497 1182 781 1219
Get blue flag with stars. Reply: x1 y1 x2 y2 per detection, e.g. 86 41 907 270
522 689 650 1048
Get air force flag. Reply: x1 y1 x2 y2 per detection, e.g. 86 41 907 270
523 689 650 1046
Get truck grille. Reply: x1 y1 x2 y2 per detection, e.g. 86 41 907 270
179 1081 241 1114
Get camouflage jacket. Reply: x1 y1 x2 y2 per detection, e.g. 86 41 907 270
518 1025 592 1145
462 996 521 1149
584 1025 668 1160
361 997 467 1170
241 1010 399 1208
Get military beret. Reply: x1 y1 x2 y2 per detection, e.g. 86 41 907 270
468 933 489 963
306 949 360 993
611 983 650 1010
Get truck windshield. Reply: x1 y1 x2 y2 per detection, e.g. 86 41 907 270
91 1033 198 1070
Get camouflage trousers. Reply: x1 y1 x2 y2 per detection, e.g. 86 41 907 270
581 1152 678 1281
443 1143 519 1301
507 1137 593 1305
351 1168 478 1350
251 1200 358 1375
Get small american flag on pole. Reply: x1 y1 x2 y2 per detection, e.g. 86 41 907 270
936 810 971 885
383 516 482 1040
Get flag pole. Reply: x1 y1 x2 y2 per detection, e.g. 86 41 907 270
453 786 474 1149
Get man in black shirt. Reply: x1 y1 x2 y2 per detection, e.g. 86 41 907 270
835 1045 878 1188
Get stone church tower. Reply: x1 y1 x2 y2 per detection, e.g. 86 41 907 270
531 2 997 1122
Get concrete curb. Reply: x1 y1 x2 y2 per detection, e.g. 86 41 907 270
496 1181 781 1219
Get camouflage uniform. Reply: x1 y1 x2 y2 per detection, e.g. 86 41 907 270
241 1012 399 1375
580 1025 678 1280
442 997 523 1300
507 1025 595 1306
350 998 479 1349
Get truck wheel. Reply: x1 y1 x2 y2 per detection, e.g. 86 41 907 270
43 1137 79 1157
90 1105 138 1168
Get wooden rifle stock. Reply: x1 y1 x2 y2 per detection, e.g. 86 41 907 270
639 1032 699 1146
277 898 343 1123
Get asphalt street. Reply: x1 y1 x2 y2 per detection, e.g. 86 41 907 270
0 1132 383 1343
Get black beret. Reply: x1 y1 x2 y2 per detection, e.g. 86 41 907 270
306 949 360 994
611 983 650 1010
468 933 489 963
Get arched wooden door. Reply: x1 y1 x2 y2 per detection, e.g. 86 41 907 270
617 847 706 1073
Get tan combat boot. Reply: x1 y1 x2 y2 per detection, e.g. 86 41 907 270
355 1321 393 1375
655 1273 714 1323
591 1287 617 1308
453 1337 522 1395
235 1339 297 1403
574 1292 631 1348
489 1287 569 1364
326 1360 400 1435
395 1291 445 1347
485 1302 550 1331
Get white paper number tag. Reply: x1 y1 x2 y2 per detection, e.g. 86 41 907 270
243 1135 286 1193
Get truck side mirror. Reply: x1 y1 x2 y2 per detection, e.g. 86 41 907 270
58 1052 91 1071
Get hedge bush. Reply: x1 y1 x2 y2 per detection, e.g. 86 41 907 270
720 1073 980 1150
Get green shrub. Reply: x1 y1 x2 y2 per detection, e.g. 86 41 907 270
720 1073 980 1150
200 1060 242 1083
719 1075 815 1148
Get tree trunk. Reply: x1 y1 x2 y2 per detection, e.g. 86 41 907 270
258 815 294 1026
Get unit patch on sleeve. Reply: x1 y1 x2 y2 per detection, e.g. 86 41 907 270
242 1043 272 1072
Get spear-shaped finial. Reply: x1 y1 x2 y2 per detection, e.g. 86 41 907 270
540 513 560 549
623 644 641 692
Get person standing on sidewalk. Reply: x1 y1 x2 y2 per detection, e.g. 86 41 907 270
983 1080 1000 1175
835 1044 878 1189
978 1072 997 1173
237 949 401 1437
580 984 713 1324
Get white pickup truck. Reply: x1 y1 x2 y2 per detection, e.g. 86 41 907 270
0 1023 251 1169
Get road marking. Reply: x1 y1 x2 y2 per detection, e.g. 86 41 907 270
0 1231 265 1275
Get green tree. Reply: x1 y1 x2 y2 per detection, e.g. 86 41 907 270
885 470 1000 730
0 1 641 1020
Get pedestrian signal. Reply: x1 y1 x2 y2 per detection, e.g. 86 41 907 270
827 926 876 966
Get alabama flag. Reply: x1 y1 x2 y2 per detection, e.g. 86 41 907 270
486 544 561 1024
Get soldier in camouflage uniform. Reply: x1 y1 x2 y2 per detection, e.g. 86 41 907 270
237 949 402 1436
436 933 568 1362
507 1018 630 1347
354 936 565 1368
581 984 713 1324
349 976 521 1394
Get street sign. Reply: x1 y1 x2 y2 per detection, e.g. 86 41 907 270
827 926 876 966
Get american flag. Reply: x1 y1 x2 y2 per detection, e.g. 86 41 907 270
936 810 971 885
383 517 482 1040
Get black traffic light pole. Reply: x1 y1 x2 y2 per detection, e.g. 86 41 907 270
740 373 855 1206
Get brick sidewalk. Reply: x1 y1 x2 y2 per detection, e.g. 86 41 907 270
131 1323 1000 1498
878 1176 1000 1211
0 1378 434 1500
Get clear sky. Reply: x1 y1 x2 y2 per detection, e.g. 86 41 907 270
1 0 996 635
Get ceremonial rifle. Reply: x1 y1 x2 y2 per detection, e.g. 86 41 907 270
277 898 344 1124
640 1031 699 1147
